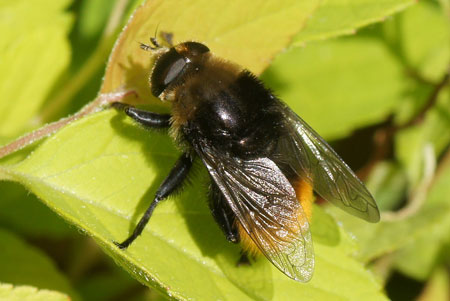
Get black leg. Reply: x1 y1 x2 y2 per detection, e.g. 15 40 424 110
112 102 171 129
115 153 193 249
236 252 251 266
209 181 239 244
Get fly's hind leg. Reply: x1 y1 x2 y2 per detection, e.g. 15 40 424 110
209 181 240 244
237 252 251 266
209 181 254 266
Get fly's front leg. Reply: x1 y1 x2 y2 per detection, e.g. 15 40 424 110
112 102 171 129
114 153 193 249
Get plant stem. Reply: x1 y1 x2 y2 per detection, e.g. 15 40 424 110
0 90 137 160
378 69 449 220
397 70 450 129
360 68 450 178
382 143 436 221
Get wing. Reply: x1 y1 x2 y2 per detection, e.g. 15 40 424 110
278 105 380 222
198 145 314 282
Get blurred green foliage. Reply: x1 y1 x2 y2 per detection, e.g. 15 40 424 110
0 0 449 300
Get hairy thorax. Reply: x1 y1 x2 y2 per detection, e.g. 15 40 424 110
170 56 284 158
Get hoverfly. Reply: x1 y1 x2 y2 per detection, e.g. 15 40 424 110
112 35 379 282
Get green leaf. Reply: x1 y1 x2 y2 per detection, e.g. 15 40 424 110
329 204 450 263
261 1 450 142
0 181 73 238
390 0 450 81
0 228 78 300
262 0 450 141
365 161 408 211
1 111 387 300
396 87 450 187
384 0 450 124
293 0 415 45
262 33 407 140
0 0 73 138
311 205 340 246
393 233 444 280
77 262 151 301
77 0 117 40
426 161 450 207
328 162 450 267
0 284 69 301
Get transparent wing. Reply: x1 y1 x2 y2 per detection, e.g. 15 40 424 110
279 105 380 222
199 147 314 282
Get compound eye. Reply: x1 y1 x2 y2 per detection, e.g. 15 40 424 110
164 57 186 85
151 48 186 97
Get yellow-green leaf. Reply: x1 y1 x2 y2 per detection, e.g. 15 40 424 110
294 0 416 45
0 0 72 138
0 181 73 238
328 161 450 266
0 284 70 301
393 0 450 81
0 229 78 300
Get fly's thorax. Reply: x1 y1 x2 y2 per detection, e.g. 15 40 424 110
172 68 285 159
170 58 242 128
165 56 240 146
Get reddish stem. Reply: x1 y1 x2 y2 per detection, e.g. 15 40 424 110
0 90 137 160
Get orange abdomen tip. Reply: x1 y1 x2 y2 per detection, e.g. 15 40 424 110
294 178 314 224
237 178 315 256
